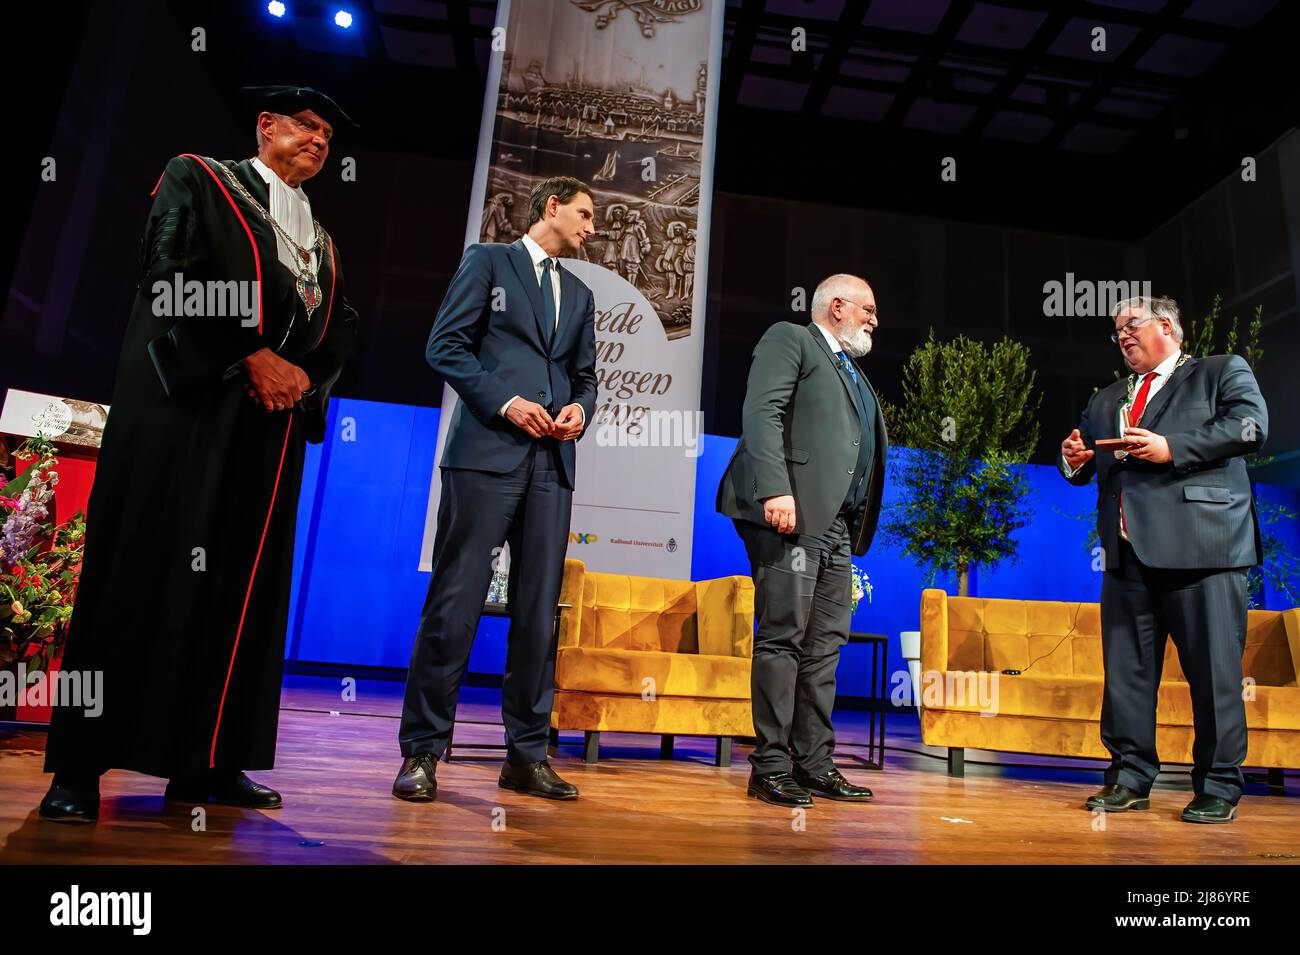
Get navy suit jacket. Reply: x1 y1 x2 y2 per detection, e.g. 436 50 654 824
428 239 598 489
1059 354 1267 571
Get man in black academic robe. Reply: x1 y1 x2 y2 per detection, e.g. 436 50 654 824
39 87 360 823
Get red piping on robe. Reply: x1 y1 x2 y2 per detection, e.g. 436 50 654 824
208 415 295 768
314 234 336 349
173 154 265 335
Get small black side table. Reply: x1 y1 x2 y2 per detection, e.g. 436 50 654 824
443 601 571 762
835 631 888 770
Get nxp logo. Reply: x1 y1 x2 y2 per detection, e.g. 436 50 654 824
569 532 599 544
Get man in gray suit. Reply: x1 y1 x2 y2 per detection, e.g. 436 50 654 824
717 273 888 806
1060 295 1267 824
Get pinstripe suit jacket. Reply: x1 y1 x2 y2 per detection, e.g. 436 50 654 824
1059 354 1267 570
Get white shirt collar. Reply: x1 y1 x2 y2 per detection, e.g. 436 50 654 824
813 322 843 355
521 233 554 268
250 156 309 201
248 156 316 275
1147 350 1182 378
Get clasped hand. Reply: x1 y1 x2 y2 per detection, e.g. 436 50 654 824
243 348 311 413
505 399 584 441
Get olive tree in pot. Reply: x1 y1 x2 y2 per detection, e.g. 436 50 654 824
879 331 1040 597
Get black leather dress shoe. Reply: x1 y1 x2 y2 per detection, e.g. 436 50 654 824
747 771 814 807
794 767 873 802
39 774 101 824
1181 794 1238 824
165 771 282 809
392 754 438 802
498 760 578 800
1085 783 1149 812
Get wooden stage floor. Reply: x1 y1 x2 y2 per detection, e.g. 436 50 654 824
1 676 1297 865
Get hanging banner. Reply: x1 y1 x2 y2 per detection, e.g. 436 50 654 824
420 0 724 577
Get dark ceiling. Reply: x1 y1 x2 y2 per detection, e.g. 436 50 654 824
169 0 1299 240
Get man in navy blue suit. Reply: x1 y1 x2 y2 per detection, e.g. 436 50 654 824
1061 295 1267 824
393 177 598 802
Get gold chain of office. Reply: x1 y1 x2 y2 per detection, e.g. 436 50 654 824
219 163 326 320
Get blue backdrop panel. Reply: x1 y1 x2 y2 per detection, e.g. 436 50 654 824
287 398 512 673
289 401 1300 696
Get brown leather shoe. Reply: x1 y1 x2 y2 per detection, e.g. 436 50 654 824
392 754 438 802
498 760 578 800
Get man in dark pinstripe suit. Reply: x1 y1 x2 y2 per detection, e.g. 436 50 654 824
1060 295 1268 824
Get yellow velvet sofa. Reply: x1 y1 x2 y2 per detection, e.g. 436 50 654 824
550 559 755 765
919 588 1300 778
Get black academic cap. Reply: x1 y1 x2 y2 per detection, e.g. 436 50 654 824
241 85 359 131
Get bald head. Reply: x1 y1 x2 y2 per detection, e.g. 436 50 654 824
811 274 867 318
811 273 877 358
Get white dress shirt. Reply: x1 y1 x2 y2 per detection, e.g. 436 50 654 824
499 234 583 424
250 156 318 276
521 233 562 322
814 321 842 356
1132 349 1182 408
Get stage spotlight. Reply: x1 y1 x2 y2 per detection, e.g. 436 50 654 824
334 9 354 28
267 1 286 16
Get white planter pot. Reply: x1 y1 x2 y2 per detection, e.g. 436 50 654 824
899 630 922 713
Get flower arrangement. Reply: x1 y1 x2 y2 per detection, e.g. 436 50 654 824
851 565 873 615
0 436 86 673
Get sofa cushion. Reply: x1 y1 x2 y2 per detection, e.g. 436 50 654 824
580 574 699 652
555 646 750 700
945 597 1104 677
923 671 1300 731
1242 610 1298 686
941 598 1296 686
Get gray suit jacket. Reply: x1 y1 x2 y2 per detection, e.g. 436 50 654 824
1059 354 1267 570
716 322 889 556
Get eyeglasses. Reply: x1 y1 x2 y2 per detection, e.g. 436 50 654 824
275 112 333 141
839 299 878 320
1110 316 1153 343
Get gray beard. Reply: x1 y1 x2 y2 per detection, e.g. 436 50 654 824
839 326 873 358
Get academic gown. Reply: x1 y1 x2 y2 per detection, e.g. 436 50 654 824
44 154 359 778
